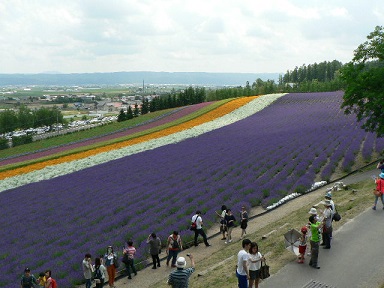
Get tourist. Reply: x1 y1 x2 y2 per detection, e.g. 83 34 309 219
147 233 162 269
297 226 308 263
240 205 249 239
20 267 38 288
321 200 333 249
308 215 322 269
123 240 137 279
191 210 211 247
215 205 227 240
236 238 251 288
166 231 183 267
247 242 264 288
104 246 117 287
82 253 93 288
324 192 335 211
224 208 236 244
377 160 384 174
44 270 56 288
93 257 107 288
37 272 46 288
167 254 195 287
373 173 384 210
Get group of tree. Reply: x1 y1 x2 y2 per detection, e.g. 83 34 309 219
0 105 64 134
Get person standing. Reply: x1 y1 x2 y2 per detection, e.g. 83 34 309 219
82 253 93 288
20 268 38 288
123 240 137 279
297 226 308 263
215 205 227 240
191 210 211 247
44 270 56 288
93 257 107 288
224 209 236 244
167 254 195 288
166 231 183 267
104 246 117 287
147 233 162 269
240 206 249 239
237 238 251 288
247 242 264 288
322 200 333 249
373 173 384 210
308 215 322 269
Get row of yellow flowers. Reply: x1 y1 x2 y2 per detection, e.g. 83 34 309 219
0 96 257 181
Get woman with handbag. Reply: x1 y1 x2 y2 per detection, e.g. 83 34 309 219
104 246 117 288
373 173 384 210
247 242 264 288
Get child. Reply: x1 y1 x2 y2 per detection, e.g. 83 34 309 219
247 242 264 288
297 226 308 263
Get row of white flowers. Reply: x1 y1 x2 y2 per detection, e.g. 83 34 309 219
1 94 286 193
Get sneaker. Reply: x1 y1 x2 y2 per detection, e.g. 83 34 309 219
221 237 226 240
128 276 132 279
228 240 232 243
373 206 377 210
224 241 228 244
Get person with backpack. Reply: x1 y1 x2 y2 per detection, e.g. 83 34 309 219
166 231 183 267
82 253 93 288
93 257 106 288
191 210 211 247
44 270 57 288
20 267 38 288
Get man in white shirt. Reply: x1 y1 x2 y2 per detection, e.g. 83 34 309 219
191 210 211 247
236 239 251 288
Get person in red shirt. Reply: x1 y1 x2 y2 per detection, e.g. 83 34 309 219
373 173 384 210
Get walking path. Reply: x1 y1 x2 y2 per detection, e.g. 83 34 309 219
108 168 376 288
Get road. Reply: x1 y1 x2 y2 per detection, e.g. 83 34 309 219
260 169 383 288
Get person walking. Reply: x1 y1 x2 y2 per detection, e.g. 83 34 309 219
82 253 93 288
308 215 322 269
247 242 264 288
166 231 183 267
191 210 211 247
240 206 249 239
123 240 137 279
167 254 195 288
147 232 162 269
236 238 251 288
373 173 384 210
224 209 236 244
215 205 227 240
20 268 38 288
104 246 117 287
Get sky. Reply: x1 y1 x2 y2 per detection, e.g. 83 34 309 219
0 0 382 74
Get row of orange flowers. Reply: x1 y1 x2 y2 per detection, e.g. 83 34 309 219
0 96 257 181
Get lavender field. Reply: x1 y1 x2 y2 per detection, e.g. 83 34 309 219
1 91 383 287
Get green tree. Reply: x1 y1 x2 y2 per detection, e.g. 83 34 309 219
127 106 134 120
117 109 126 122
340 26 384 136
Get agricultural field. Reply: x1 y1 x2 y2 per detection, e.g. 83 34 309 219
0 91 383 287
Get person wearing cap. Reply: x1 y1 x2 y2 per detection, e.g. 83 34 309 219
321 200 333 249
297 226 308 263
308 215 322 269
373 173 384 210
325 192 335 212
167 254 195 288
20 268 38 288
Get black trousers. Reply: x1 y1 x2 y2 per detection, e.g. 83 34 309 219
194 228 209 246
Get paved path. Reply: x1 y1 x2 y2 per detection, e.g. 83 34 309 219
260 206 384 288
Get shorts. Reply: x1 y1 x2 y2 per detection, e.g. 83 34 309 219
240 220 248 229
249 269 260 280
299 245 307 254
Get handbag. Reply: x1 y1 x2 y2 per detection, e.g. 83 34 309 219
332 211 341 221
373 188 381 197
259 260 270 280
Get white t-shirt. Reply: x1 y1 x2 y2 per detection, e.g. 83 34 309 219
237 249 249 275
247 252 262 271
192 215 203 229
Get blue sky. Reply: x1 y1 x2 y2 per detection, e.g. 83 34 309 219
0 0 382 74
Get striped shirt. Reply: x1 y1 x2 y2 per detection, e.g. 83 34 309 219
167 267 195 288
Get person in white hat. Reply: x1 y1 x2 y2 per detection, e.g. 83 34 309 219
167 254 195 288
321 200 333 249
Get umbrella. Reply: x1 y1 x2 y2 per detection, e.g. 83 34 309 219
284 228 302 256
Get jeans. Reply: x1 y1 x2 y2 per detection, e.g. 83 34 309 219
236 270 248 288
85 278 91 288
194 228 209 246
125 258 137 277
167 249 179 266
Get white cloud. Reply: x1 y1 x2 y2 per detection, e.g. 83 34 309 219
0 0 381 74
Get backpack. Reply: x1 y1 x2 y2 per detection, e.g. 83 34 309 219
51 278 57 288
94 266 102 280
171 237 180 249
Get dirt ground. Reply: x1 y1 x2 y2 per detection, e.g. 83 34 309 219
99 167 375 288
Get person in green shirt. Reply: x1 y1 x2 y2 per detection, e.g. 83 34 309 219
308 215 322 269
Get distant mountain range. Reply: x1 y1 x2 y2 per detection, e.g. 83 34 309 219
0 71 281 86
